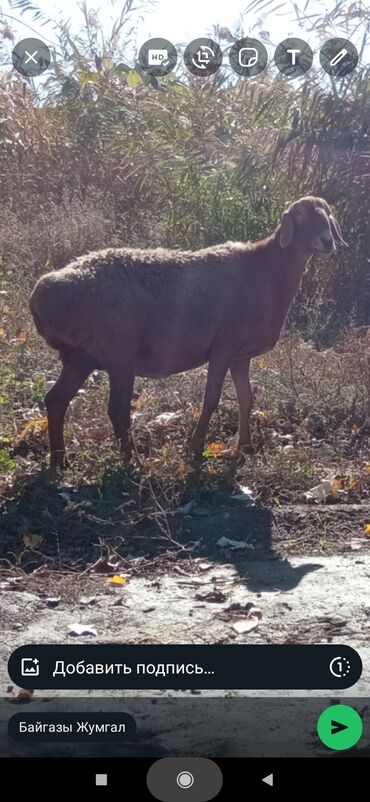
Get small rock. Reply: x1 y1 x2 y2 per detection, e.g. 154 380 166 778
233 618 259 634
217 536 254 550
177 500 195 515
46 597 61 608
68 623 97 637
192 505 211 517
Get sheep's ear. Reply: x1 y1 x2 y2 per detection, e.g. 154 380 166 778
329 215 348 246
279 210 294 248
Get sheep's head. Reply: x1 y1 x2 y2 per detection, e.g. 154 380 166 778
279 196 348 256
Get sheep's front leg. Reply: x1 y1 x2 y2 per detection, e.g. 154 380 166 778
230 357 253 451
45 351 94 472
107 367 135 459
190 358 229 456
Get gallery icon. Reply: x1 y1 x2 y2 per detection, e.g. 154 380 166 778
21 657 39 677
320 39 358 77
139 38 177 76
12 38 51 77
274 38 313 78
184 38 223 76
229 38 268 77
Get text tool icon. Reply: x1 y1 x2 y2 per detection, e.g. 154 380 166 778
274 38 313 78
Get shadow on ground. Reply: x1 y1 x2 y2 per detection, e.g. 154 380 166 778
0 464 328 594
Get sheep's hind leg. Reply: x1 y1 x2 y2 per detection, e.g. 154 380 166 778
190 358 229 456
107 368 135 460
230 357 254 453
45 350 95 473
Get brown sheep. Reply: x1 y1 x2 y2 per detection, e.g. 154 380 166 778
30 196 347 470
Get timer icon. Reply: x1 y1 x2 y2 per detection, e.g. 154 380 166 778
329 656 351 678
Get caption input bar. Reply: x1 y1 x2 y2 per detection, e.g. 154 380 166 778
8 644 362 690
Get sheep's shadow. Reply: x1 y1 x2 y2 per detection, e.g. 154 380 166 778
176 470 323 593
0 463 322 595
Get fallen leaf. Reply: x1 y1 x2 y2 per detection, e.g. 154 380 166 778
177 500 195 515
154 411 182 424
203 442 228 458
110 575 127 586
68 623 97 637
217 536 254 550
195 590 227 603
17 417 48 443
364 524 370 538
303 480 334 503
350 540 364 551
231 485 255 505
9 689 34 704
192 505 211 517
233 618 259 634
23 533 43 550
80 596 97 606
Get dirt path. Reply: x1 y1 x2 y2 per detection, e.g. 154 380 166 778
2 553 369 696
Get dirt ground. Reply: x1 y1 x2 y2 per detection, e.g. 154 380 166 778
1 500 370 698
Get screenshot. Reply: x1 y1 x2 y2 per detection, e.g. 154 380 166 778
0 0 369 795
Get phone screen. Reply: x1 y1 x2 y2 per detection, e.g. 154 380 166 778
0 0 369 795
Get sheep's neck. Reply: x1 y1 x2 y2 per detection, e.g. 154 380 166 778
266 235 311 326
279 242 311 298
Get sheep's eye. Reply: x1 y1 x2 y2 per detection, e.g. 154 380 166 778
293 209 303 218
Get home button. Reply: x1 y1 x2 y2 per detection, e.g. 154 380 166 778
147 758 223 801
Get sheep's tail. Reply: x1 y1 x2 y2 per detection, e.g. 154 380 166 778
30 282 74 363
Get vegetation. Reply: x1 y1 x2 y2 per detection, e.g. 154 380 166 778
0 0 369 568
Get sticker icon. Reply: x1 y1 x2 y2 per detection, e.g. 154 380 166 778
229 37 268 77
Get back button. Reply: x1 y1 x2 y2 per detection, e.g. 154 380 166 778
147 758 223 802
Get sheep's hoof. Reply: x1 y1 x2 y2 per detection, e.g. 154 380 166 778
189 435 205 457
227 436 254 456
49 453 66 477
120 439 133 462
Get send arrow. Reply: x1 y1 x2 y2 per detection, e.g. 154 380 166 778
331 720 348 735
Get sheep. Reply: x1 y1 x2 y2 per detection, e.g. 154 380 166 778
30 196 347 471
